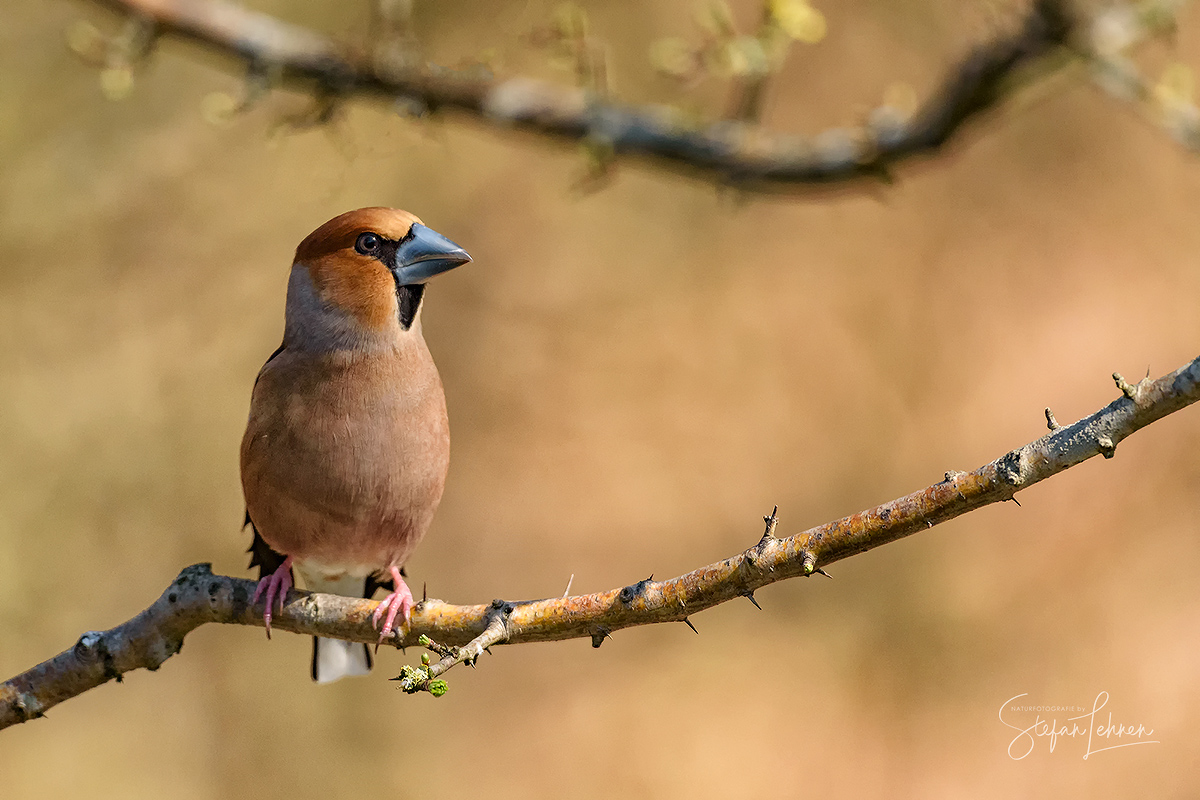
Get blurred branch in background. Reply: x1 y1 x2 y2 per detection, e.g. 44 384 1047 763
4 357 1197 728
65 0 1197 191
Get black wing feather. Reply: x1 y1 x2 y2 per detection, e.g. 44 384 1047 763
244 512 289 580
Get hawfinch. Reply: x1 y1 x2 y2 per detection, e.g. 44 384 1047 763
241 207 470 683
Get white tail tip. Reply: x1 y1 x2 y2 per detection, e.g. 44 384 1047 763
311 636 373 684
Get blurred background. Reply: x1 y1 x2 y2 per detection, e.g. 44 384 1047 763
2 0 1199 797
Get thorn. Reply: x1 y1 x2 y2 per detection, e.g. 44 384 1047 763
563 573 574 597
422 582 427 602
1044 407 1060 431
591 627 611 648
484 646 492 655
683 618 699 634
815 568 832 579
1010 496 1022 507
1113 372 1137 400
743 591 762 610
762 505 779 538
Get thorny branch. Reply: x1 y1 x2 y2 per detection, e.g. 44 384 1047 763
69 0 1093 191
3 357 1198 727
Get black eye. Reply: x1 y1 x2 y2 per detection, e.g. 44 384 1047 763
355 232 382 255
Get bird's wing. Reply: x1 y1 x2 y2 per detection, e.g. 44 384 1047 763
244 340 292 581
244 513 289 581
252 341 286 390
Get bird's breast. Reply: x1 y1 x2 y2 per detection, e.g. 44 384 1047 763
240 344 449 568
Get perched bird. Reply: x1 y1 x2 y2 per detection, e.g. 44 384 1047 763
241 207 470 683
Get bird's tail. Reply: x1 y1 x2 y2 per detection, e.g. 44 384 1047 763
298 568 376 684
311 637 372 684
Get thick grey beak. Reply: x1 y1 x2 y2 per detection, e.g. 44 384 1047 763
391 223 471 284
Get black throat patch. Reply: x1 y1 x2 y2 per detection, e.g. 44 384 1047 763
368 233 423 331
395 283 425 330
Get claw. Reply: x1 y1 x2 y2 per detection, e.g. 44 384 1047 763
371 565 414 648
251 556 293 639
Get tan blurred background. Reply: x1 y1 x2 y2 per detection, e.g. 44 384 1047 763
2 0 1199 796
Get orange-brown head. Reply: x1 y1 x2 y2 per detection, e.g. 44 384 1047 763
285 208 470 351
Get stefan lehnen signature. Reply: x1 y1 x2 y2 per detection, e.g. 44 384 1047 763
998 692 1159 760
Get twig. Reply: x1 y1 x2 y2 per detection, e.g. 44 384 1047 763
1078 1 1200 152
3 356 1196 720
77 0 1077 191
393 608 511 695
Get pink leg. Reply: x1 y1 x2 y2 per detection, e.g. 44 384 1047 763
370 566 414 645
251 556 293 639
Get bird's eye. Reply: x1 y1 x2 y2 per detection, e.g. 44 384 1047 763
355 232 382 255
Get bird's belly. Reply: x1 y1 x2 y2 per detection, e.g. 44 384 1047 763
254 489 430 573
242 376 449 570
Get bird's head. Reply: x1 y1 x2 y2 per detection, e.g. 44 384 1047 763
285 208 471 351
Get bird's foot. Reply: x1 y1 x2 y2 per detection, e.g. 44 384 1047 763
251 556 293 639
371 566 414 646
